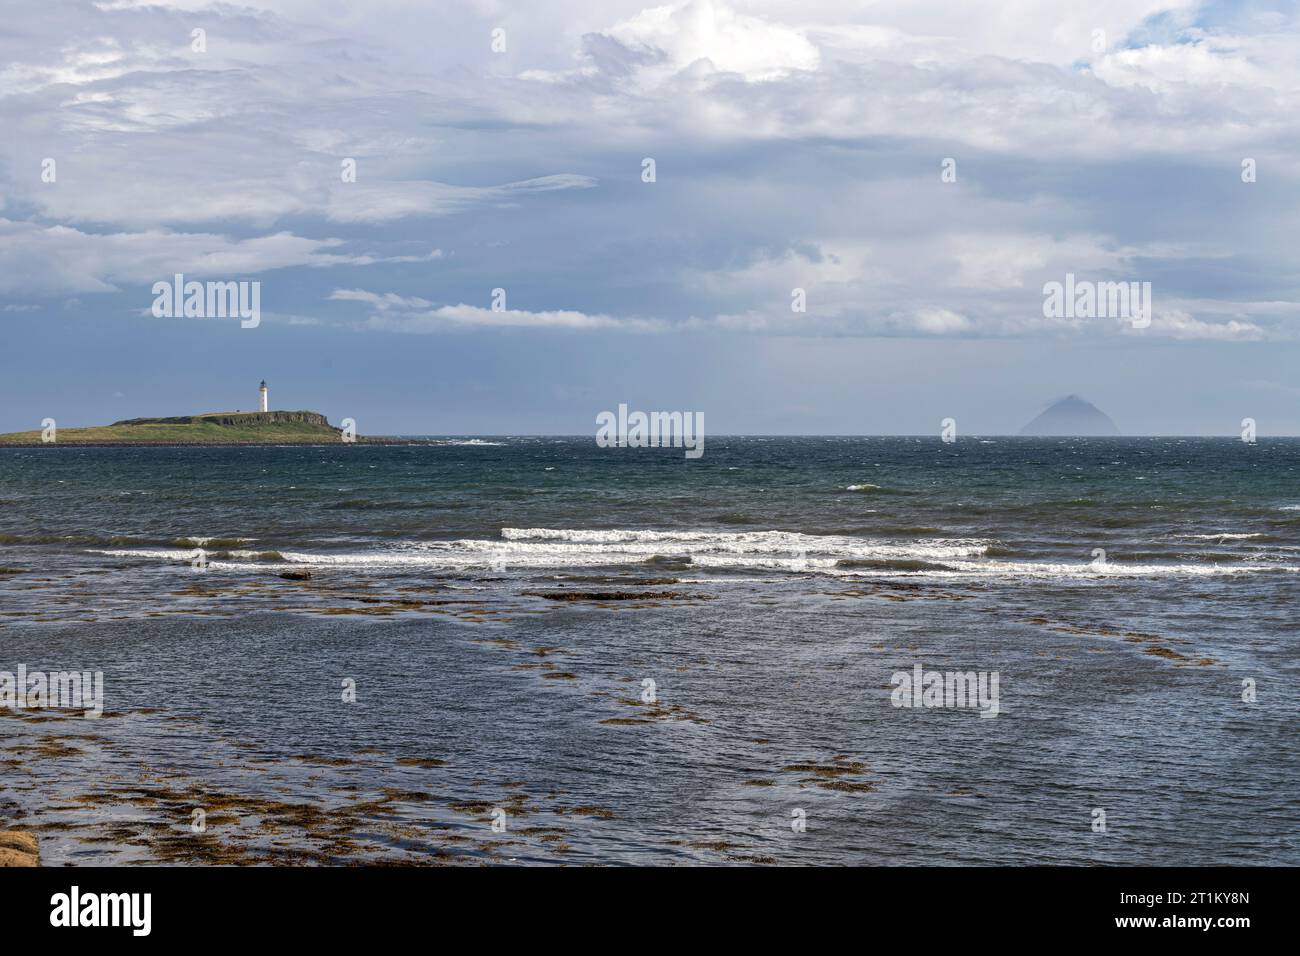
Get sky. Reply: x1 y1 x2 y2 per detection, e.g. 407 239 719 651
1 0 1298 435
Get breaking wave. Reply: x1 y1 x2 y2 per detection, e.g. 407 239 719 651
82 526 1300 580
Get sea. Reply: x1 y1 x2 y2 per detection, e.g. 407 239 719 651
1 437 1297 865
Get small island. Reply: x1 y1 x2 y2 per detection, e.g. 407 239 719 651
0 410 354 446
0 381 412 446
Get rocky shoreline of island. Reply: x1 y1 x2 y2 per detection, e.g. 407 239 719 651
0 437 437 448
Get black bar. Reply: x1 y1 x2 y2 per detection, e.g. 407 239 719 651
0 866 1277 941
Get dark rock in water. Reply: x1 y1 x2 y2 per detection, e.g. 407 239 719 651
279 570 312 581
1020 395 1120 436
523 590 691 601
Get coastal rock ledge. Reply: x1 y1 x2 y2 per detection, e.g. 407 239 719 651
0 830 39 866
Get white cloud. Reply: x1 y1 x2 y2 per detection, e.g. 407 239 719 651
331 290 662 332
0 219 377 295
1089 40 1267 91
602 0 820 82
1146 309 1264 340
328 289 434 311
324 175 597 225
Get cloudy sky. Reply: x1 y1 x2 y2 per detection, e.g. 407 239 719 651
2 0 1298 434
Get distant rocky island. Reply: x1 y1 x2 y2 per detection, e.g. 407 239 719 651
1020 395 1121 436
0 410 409 446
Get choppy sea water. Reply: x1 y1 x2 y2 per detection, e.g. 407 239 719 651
1 437 1297 865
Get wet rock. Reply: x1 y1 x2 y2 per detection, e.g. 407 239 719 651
0 830 39 867
524 590 691 601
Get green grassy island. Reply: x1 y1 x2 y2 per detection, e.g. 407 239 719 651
0 411 401 446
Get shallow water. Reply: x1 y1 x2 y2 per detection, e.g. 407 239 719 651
1 438 1297 864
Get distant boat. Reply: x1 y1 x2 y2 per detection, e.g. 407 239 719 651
1020 395 1121 436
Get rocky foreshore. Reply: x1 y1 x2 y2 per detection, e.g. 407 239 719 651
0 830 39 866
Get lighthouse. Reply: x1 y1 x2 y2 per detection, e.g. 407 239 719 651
259 380 268 413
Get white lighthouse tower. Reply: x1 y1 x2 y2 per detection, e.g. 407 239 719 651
259 380 268 413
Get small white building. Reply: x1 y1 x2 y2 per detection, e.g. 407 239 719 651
259 380 268 413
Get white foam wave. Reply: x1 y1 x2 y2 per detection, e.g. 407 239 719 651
498 527 986 559
93 529 986 572
89 528 1300 580
93 549 189 560
913 560 1300 580
91 548 276 564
